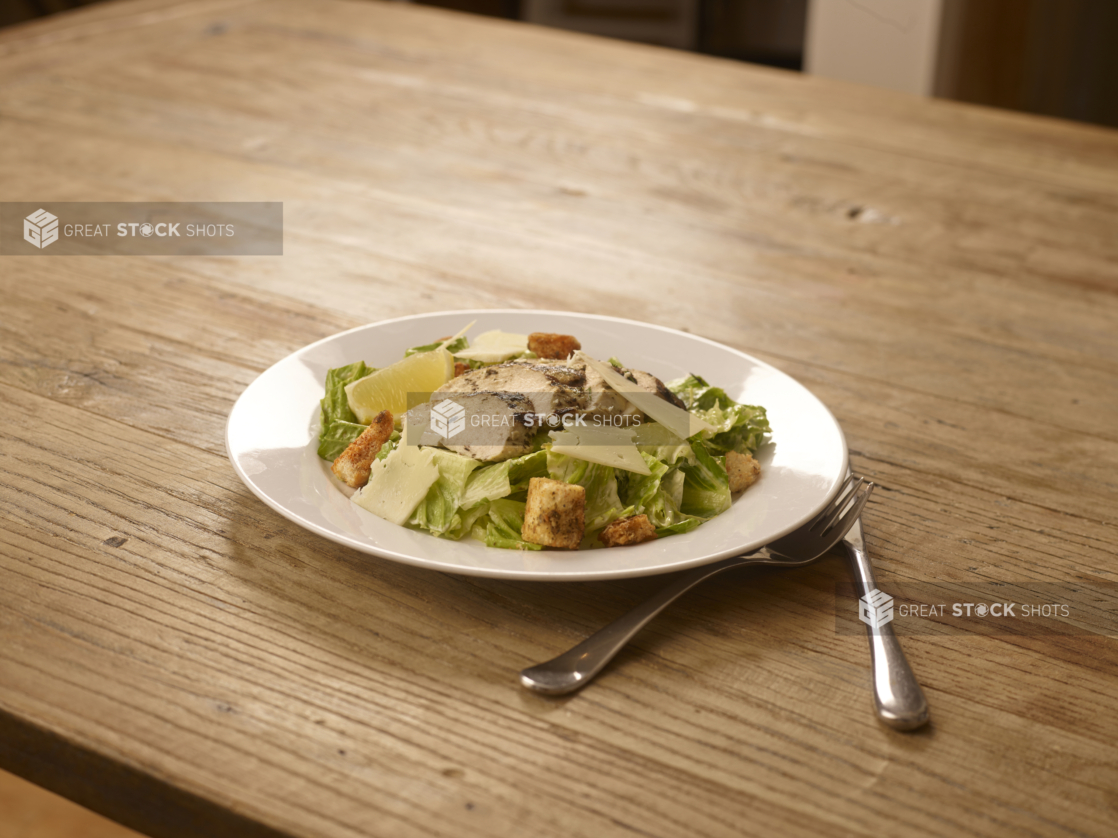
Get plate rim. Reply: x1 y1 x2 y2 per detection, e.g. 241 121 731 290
226 309 848 580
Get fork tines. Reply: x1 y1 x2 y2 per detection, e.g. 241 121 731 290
811 475 874 535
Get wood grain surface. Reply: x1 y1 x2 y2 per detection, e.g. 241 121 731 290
1 1 1117 836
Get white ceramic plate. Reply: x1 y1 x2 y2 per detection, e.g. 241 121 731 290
226 310 847 580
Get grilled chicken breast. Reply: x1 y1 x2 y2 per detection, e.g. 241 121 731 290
409 357 682 462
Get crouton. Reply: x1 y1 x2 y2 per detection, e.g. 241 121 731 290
522 477 586 549
331 409 394 488
725 450 760 493
528 332 581 360
599 514 657 547
454 361 470 377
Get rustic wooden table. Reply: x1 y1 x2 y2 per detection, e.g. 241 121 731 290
2 1 1117 836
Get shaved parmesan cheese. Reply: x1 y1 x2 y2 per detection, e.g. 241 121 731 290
631 422 685 446
352 444 439 525
437 320 476 351
454 330 528 364
550 424 651 475
551 423 641 446
575 352 716 439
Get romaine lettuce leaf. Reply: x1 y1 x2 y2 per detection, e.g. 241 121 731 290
622 452 670 513
459 449 548 510
411 453 480 538
405 336 469 357
632 422 694 465
470 499 543 550
679 440 732 518
507 449 548 492
376 431 399 461
318 420 368 463
446 502 493 541
619 452 703 536
547 450 630 533
668 374 770 454
318 361 375 461
655 518 703 537
460 464 512 511
662 467 685 510
410 450 481 536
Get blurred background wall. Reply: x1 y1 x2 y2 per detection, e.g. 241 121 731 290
0 0 1114 121
805 0 1118 127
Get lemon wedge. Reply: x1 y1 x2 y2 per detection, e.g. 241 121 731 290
345 348 454 423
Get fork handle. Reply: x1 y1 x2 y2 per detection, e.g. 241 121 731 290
519 554 758 695
844 540 930 730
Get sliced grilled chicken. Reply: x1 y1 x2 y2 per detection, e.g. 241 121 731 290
417 356 681 462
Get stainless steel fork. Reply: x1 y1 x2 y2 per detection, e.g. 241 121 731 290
520 475 875 695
